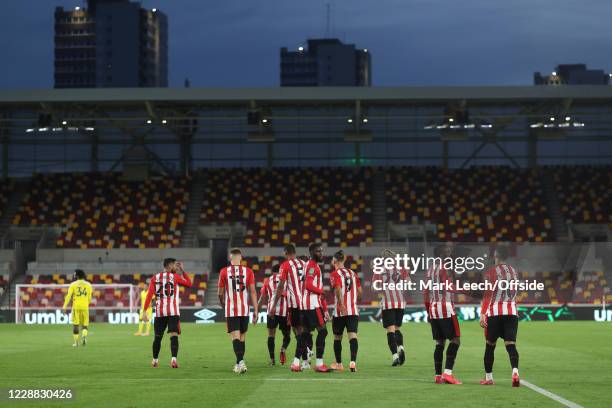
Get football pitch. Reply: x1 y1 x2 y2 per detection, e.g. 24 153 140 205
0 322 609 408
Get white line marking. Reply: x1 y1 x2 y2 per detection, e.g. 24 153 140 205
523 380 584 408
6 374 590 407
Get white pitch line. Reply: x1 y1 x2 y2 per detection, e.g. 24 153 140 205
5 375 590 407
522 380 584 408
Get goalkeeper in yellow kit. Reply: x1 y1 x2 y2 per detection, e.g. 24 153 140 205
134 283 153 336
62 269 92 347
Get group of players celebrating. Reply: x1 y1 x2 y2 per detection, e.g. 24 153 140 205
218 244 362 373
62 244 521 386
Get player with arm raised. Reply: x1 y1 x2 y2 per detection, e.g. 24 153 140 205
479 245 520 387
218 248 259 374
269 244 306 372
142 258 193 368
330 250 362 372
258 264 290 365
378 248 410 366
301 243 330 372
423 245 462 385
62 269 92 347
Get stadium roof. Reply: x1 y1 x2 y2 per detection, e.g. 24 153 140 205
0 86 610 176
1 85 612 104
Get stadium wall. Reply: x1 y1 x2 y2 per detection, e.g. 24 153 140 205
0 250 14 275
2 305 610 324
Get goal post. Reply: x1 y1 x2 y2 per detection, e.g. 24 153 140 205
15 284 138 324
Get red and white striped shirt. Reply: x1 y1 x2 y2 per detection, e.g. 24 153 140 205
424 264 456 319
144 270 193 317
379 267 409 310
279 258 305 309
301 259 323 310
482 264 518 317
330 267 361 317
261 274 287 317
218 265 255 318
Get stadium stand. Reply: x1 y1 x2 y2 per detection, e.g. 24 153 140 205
454 268 611 305
553 166 612 227
22 272 208 308
385 166 553 242
2 166 608 308
13 173 190 248
572 271 611 304
8 166 609 250
200 167 373 247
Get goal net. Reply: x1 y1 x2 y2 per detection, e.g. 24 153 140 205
15 284 138 324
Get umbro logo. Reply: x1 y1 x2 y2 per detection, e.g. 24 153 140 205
194 308 216 323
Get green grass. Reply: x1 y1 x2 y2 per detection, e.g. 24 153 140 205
0 322 609 407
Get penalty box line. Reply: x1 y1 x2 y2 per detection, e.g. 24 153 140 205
522 380 584 408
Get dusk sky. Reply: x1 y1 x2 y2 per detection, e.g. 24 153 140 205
1 0 610 89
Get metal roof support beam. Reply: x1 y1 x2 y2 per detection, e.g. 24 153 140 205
144 101 158 120
491 141 520 168
465 100 558 168
460 141 488 169
179 134 192 177
91 106 174 174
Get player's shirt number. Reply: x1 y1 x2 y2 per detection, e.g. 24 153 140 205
76 287 88 297
156 282 175 298
230 276 246 292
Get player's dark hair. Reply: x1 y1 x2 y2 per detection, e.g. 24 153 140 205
229 248 242 256
308 242 321 254
163 257 176 267
272 264 280 274
433 245 448 258
495 245 510 261
333 250 345 262
284 244 296 255
75 269 85 279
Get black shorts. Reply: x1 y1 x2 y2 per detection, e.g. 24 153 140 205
332 315 359 335
154 315 181 336
226 316 249 334
430 315 460 340
287 308 302 328
382 308 405 328
485 315 518 342
302 308 325 330
267 315 290 332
